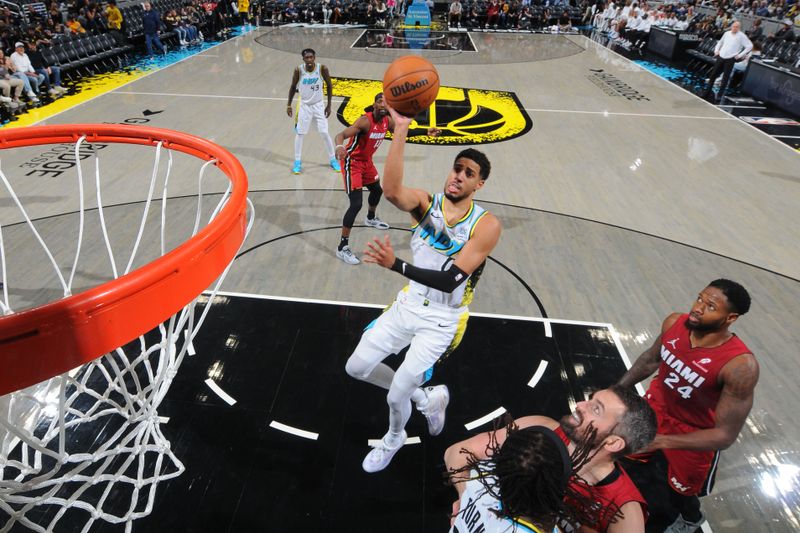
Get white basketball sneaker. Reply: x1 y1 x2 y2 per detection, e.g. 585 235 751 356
336 245 360 265
364 216 390 230
362 430 407 473
418 385 450 436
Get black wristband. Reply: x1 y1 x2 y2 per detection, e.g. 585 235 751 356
391 257 405 274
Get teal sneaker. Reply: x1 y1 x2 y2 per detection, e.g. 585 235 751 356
330 158 341 172
292 160 302 174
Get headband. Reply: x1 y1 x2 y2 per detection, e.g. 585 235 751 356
530 425 573 491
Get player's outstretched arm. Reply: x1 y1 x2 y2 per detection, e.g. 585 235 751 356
286 67 300 117
382 107 433 214
616 312 682 388
333 115 369 161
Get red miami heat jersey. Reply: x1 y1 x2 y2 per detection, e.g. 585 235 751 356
555 427 647 533
344 111 389 161
646 313 751 429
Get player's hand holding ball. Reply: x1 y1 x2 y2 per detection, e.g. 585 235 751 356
382 56 440 118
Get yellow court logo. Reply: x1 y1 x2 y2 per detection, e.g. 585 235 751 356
332 77 532 145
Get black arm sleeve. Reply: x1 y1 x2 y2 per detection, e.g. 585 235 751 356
390 258 468 293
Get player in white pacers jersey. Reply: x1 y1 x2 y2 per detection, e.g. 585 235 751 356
345 107 502 473
286 48 340 174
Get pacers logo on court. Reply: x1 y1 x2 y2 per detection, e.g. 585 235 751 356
332 77 532 145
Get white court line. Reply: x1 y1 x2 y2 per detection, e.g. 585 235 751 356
184 329 196 356
774 135 800 139
270 420 319 440
158 416 170 424
368 436 421 446
527 360 549 389
523 107 736 120
543 319 552 338
23 35 244 127
464 407 507 431
204 378 237 405
116 91 347 102
717 105 767 109
208 290 616 329
116 90 733 121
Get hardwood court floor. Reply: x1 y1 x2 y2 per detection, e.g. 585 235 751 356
1 26 798 532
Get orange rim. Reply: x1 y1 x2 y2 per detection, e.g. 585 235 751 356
0 124 248 396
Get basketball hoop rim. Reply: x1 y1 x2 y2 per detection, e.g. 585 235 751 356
0 124 249 397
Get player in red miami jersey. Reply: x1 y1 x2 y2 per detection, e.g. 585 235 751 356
445 386 657 533
332 93 440 265
617 279 758 533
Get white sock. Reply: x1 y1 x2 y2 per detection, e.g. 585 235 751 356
384 430 405 448
294 133 304 161
321 132 335 158
412 387 427 407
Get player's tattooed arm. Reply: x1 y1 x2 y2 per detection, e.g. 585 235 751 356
616 313 682 388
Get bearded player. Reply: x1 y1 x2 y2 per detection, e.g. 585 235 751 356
617 279 758 532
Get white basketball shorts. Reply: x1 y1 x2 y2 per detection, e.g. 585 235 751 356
296 101 328 135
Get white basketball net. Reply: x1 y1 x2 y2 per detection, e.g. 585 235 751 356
0 136 253 532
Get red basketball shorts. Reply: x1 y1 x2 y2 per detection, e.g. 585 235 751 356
342 158 379 194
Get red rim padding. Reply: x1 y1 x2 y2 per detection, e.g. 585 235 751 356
0 125 248 396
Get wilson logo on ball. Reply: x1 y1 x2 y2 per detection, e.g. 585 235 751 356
390 79 430 98
332 77 532 146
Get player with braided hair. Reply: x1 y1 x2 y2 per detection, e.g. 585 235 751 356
448 421 600 533
446 385 657 532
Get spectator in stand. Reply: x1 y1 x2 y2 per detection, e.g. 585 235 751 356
284 1 300 22
731 40 760 86
9 42 42 103
322 0 332 23
498 0 510 27
49 2 64 24
0 49 24 111
702 21 752 102
331 0 342 23
486 0 500 28
755 1 769 17
66 15 86 34
142 2 167 55
26 41 65 97
182 7 202 41
386 0 395 19
766 19 794 43
465 3 480 28
558 10 572 30
375 0 387 27
105 0 123 34
83 3 105 33
164 9 187 44
518 4 532 28
237 0 250 25
449 0 462 28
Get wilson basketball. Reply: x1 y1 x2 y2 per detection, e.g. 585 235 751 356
382 56 440 118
